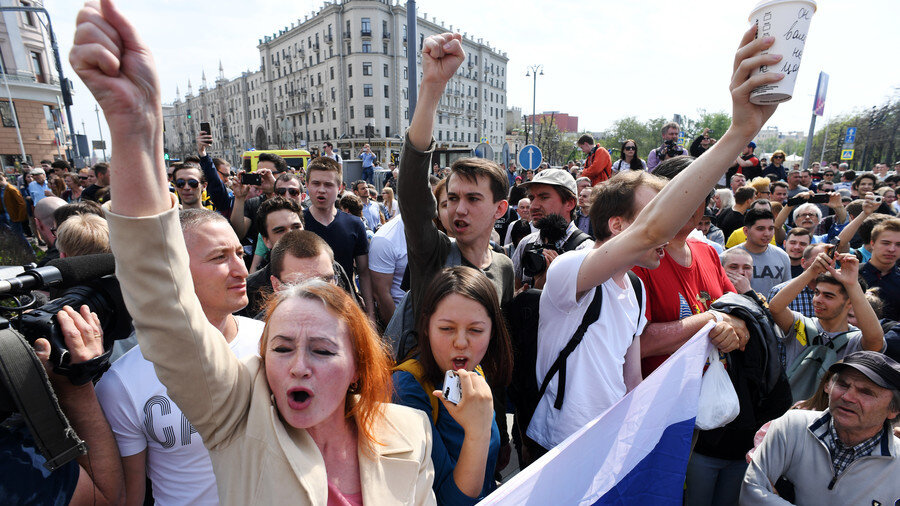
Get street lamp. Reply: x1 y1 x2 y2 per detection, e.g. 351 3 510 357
525 64 543 146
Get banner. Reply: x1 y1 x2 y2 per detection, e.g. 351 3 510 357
480 323 714 505
813 72 829 117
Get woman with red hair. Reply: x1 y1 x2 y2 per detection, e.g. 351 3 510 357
71 1 435 504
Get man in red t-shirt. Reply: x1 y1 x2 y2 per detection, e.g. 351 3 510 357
635 162 750 378
577 134 612 185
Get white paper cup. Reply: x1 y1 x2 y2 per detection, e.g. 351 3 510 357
748 0 817 104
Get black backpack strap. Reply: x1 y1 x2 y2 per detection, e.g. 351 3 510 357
538 284 604 410
627 271 643 339
562 229 591 252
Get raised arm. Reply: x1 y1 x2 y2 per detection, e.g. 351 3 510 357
769 252 829 331
575 26 784 294
828 253 884 352
836 193 877 253
70 0 251 447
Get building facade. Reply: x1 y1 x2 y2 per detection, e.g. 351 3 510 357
165 0 508 166
0 0 69 173
524 111 578 133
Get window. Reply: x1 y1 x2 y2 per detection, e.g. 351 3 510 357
331 87 336 100
347 63 352 77
363 84 373 97
383 64 389 77
362 62 372 76
361 18 371 35
364 105 374 118
403 67 408 79
349 106 354 119
346 43 351 54
385 106 390 119
384 85 389 98
382 20 388 36
385 126 391 138
0 101 17 127
330 67 334 79
332 108 336 120
362 42 371 53
30 52 44 83
348 85 353 98
346 20 350 34
42 105 55 129
20 1 35 27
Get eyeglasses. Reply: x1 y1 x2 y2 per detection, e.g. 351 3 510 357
275 187 301 197
174 178 201 189
623 146 636 151
78 176 89 180
797 212 818 219
772 156 784 159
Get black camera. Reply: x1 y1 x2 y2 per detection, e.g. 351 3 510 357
657 139 682 159
522 242 563 278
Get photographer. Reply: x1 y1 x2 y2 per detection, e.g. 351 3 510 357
1 305 124 505
647 122 688 172
689 128 717 158
511 169 592 290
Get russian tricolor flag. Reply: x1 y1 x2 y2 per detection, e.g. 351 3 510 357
480 323 714 505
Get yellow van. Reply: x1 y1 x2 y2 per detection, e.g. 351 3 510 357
241 149 311 173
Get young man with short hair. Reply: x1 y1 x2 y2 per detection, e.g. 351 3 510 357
859 218 900 321
769 251 885 370
718 185 757 240
577 134 613 185
303 157 374 318
81 163 110 202
322 141 342 167
96 209 264 505
171 164 206 210
728 208 791 295
353 179 383 231
783 226 812 277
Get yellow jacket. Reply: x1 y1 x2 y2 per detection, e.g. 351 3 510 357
107 206 436 505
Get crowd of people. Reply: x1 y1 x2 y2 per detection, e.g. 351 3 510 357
3 2 899 505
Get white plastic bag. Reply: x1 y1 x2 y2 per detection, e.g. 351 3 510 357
695 347 740 430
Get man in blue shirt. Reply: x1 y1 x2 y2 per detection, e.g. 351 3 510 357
26 168 52 204
359 143 376 184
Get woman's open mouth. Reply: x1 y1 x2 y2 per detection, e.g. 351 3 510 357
288 388 313 409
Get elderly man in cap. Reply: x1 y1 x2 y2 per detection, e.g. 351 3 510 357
511 168 592 289
742 351 900 505
26 167 53 204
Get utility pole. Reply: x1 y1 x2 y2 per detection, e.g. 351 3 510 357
95 104 107 162
525 65 543 147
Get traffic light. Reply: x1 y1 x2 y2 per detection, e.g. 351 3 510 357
186 109 192 119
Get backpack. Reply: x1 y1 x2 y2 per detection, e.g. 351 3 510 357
785 328 851 401
504 271 643 435
392 358 484 424
383 241 462 362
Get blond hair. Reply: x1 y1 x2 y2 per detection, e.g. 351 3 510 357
56 213 110 257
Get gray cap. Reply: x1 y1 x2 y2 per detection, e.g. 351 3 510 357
522 168 577 197
30 168 45 175
829 351 900 391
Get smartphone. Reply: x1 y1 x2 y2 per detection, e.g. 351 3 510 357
241 172 261 186
200 122 211 135
827 237 840 260
442 371 462 405
808 193 830 204
786 196 805 207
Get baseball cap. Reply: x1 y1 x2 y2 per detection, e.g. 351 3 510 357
829 351 900 391
30 168 45 175
515 176 522 181
522 168 577 197
748 141 757 149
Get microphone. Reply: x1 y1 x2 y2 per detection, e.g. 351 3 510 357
0 254 116 295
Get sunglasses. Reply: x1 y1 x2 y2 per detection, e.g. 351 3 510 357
275 187 301 197
78 176 89 180
623 146 636 151
175 178 201 189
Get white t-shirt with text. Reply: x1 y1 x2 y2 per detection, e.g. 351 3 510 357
95 316 264 505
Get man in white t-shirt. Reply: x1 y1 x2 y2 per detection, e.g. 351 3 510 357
322 141 342 166
369 215 407 323
528 148 765 456
96 209 264 505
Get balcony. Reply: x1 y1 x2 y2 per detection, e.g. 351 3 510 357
360 29 372 37
383 32 391 39
325 34 333 44
343 31 351 39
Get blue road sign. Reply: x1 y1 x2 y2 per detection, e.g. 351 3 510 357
518 144 542 170
844 127 857 144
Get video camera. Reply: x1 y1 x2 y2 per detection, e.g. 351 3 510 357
0 253 132 470
657 139 682 160
521 214 569 278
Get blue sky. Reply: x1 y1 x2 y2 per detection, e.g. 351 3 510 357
47 0 898 145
